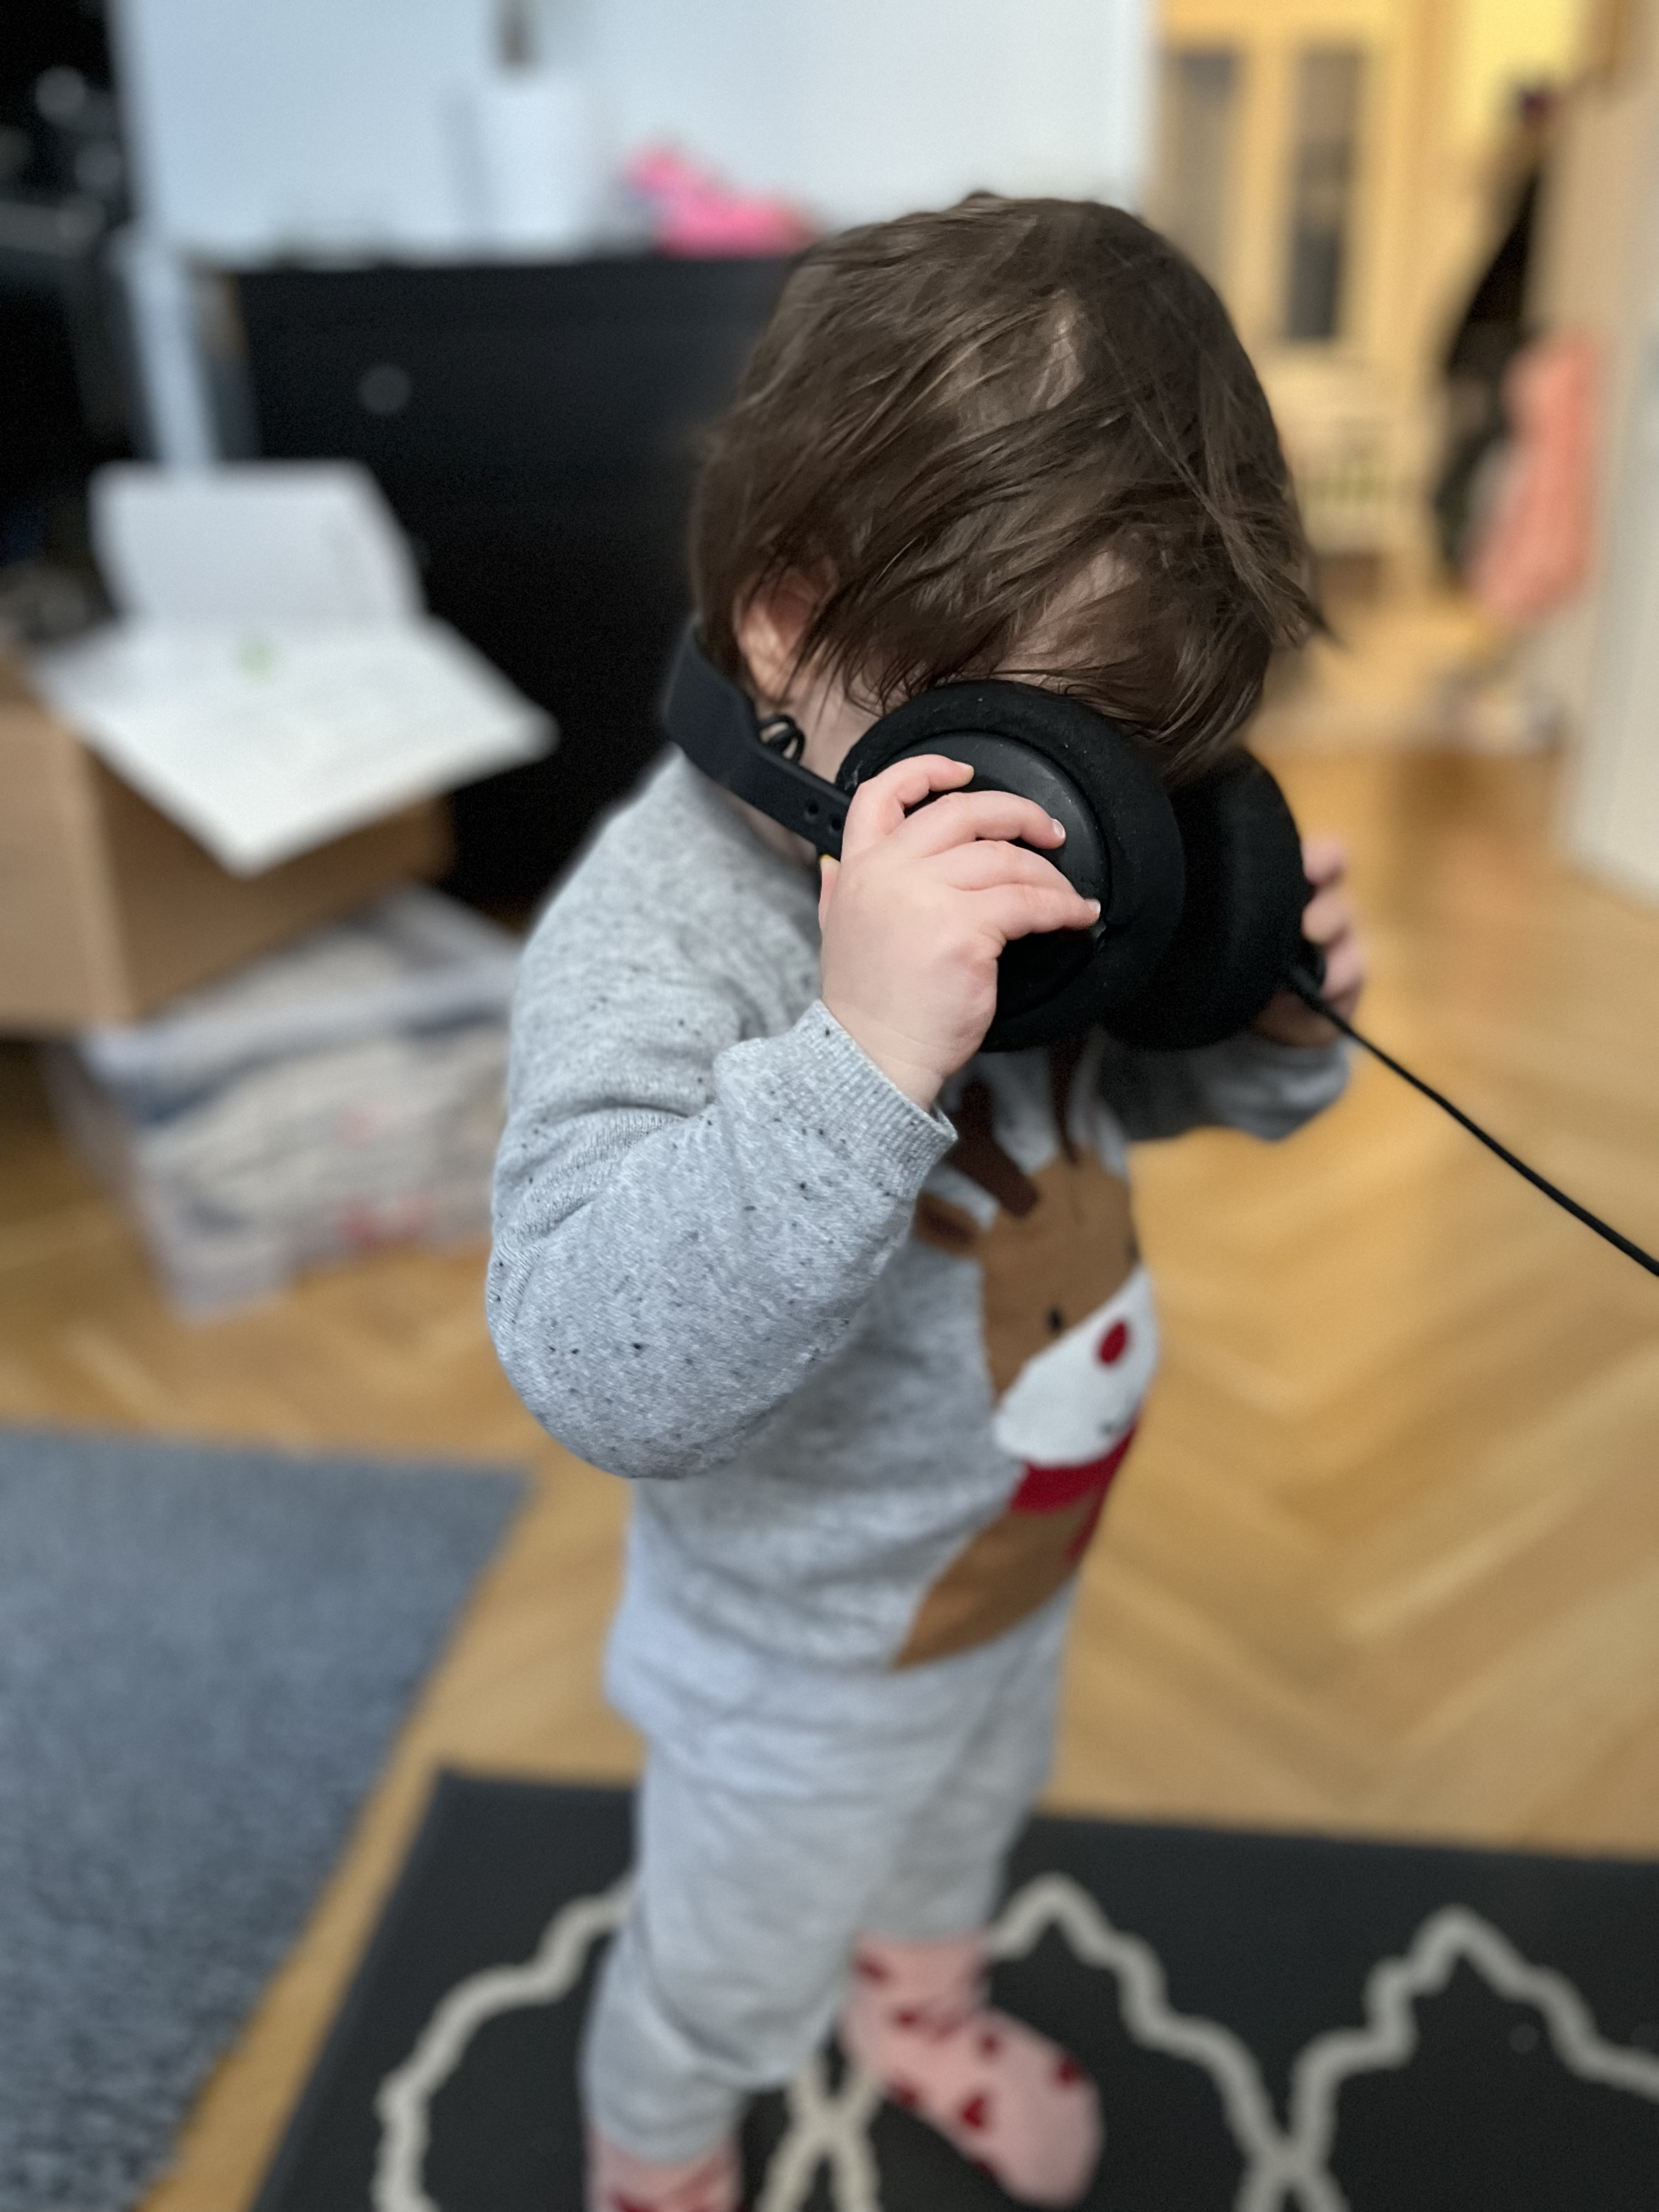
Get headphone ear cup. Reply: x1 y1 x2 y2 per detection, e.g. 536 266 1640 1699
838 681 1186 1051
1107 754 1311 1052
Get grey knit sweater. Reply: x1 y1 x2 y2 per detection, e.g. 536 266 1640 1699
489 752 1347 1674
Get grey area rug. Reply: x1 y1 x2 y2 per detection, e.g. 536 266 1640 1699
0 1425 524 2212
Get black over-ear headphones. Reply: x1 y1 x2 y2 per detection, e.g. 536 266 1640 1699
659 622 1319 1054
659 622 1659 1278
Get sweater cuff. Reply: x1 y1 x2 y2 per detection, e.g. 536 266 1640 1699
1203 1028 1351 1132
778 1000 956 1195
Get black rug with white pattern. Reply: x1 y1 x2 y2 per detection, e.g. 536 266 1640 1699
253 1774 1659 2212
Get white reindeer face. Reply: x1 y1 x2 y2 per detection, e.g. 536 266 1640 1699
992 1265 1158 1469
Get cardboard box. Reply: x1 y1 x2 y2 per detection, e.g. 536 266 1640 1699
0 661 452 1031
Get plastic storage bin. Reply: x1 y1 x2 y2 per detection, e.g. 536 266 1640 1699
44 886 521 1313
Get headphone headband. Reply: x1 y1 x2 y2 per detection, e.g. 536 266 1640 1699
658 626 850 856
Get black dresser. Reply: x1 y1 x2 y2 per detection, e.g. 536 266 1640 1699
236 256 793 904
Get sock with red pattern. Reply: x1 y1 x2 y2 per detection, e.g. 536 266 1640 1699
839 1933 1102 2207
584 2130 740 2212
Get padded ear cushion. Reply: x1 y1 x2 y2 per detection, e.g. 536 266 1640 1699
837 681 1186 1051
1105 753 1312 1051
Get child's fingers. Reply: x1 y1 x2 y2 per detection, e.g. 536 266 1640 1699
1319 932 1366 1013
938 839 1081 894
894 786 1067 858
817 853 839 921
1301 834 1348 889
973 879 1100 945
840 755 975 852
1300 883 1352 946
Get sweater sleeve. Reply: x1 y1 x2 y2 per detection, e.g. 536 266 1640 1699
488 926 953 1480
1097 1027 1351 1144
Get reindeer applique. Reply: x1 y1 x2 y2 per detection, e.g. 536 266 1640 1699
897 1039 1157 1666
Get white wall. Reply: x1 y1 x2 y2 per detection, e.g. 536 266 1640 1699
115 0 1149 256
112 0 499 257
571 0 1151 224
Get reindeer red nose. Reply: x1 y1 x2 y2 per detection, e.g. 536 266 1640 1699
1096 1320 1130 1365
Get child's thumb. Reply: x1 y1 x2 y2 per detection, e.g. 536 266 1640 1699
818 854 839 909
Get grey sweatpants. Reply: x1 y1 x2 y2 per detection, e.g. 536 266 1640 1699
582 1592 1070 2162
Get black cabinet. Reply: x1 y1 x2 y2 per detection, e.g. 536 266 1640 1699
236 256 792 903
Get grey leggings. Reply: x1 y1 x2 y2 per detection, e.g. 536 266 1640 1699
582 1595 1069 2162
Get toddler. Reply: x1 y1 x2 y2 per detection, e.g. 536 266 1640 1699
489 196 1365 2211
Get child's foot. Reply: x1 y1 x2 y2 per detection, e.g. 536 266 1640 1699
585 2129 739 2212
840 1934 1102 2207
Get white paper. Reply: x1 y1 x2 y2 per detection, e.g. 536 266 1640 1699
91 462 423 622
33 618 554 876
37 462 554 874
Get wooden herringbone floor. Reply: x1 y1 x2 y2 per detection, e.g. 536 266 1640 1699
0 747 1654 2211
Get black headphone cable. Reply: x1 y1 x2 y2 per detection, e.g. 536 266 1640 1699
1285 968 1659 1279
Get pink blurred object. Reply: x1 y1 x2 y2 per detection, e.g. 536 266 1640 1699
625 146 816 257
1468 331 1599 624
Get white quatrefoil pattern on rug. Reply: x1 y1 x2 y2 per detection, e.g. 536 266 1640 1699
248 1779 1659 2212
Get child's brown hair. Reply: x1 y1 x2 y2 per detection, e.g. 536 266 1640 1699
690 195 1317 777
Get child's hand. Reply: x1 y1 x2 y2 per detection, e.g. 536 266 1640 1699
819 755 1101 1107
1251 834 1367 1046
